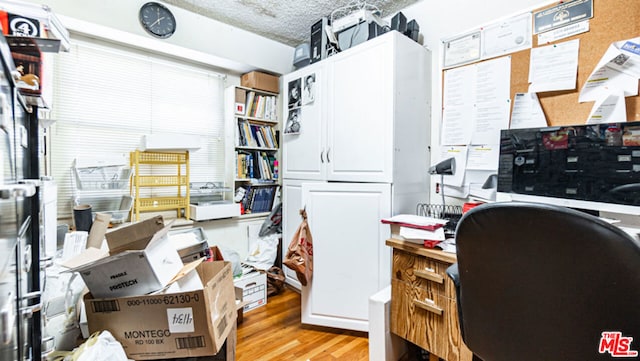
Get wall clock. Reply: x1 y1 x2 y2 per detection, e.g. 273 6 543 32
139 2 176 39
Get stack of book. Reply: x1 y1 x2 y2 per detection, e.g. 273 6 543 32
242 184 278 214
244 91 278 120
237 120 278 149
236 151 277 180
381 214 449 249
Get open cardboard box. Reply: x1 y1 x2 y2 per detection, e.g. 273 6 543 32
63 216 184 299
84 261 237 360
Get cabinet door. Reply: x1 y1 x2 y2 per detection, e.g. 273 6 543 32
281 63 327 180
281 179 321 290
300 182 391 331
326 36 394 183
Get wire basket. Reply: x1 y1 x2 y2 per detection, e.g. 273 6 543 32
73 165 131 191
416 203 463 234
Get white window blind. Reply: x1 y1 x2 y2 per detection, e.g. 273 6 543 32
50 36 226 219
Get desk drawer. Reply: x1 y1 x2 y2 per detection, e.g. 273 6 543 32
391 278 448 357
392 249 453 298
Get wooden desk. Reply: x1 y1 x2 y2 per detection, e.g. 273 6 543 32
386 239 472 361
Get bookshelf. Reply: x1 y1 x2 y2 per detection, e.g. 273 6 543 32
225 85 280 217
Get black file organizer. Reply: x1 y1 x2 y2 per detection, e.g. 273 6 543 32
416 203 463 235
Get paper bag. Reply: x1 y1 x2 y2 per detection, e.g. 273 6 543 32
283 209 313 286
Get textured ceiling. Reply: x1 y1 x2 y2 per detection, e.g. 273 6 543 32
162 0 422 47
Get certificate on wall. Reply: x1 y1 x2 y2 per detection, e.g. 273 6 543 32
481 12 532 60
443 31 481 69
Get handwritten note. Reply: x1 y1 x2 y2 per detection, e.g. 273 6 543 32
167 307 195 333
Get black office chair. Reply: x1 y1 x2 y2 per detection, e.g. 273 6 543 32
446 202 640 361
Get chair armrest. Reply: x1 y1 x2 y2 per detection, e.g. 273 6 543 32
446 263 460 287
446 263 467 343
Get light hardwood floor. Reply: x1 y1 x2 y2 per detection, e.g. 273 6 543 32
236 287 369 361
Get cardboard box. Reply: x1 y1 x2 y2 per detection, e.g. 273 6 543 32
161 323 236 361
84 261 237 360
67 216 184 299
240 71 279 93
156 259 205 295
233 271 267 312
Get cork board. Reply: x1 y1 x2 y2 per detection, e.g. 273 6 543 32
509 0 640 125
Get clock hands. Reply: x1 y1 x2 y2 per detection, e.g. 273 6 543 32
149 16 165 28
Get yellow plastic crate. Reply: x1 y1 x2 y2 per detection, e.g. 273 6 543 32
137 197 189 211
134 175 188 187
134 151 188 164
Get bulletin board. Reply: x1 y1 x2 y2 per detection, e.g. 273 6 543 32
508 0 640 125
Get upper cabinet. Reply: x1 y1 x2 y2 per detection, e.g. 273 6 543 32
281 31 432 184
281 62 327 181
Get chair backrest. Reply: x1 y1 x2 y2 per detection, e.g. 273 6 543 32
454 202 640 361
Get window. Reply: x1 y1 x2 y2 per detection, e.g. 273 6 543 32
50 35 226 219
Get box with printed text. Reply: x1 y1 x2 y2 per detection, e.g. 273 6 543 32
84 261 237 360
233 271 267 312
65 216 184 299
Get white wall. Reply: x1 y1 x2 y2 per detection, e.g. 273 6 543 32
21 0 295 75
395 0 556 202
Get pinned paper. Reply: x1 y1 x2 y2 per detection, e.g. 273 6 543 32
586 88 627 124
528 39 580 93
579 37 640 103
510 93 547 129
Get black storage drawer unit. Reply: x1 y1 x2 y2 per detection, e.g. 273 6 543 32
499 121 640 207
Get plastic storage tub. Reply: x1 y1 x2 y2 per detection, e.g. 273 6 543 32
74 195 133 224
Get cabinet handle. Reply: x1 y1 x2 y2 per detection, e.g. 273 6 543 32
413 298 443 316
40 256 54 270
414 268 444 284
320 149 325 163
22 244 32 273
0 183 36 199
41 335 55 357
20 291 42 319
327 148 331 163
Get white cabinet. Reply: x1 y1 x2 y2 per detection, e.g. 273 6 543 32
282 31 431 185
281 63 326 181
300 182 391 332
281 30 432 331
325 35 394 183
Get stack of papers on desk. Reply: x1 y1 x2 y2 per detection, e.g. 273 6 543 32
382 214 449 248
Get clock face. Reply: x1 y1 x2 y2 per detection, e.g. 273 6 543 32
139 2 176 39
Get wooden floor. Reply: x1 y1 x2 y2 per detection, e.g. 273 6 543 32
236 287 370 361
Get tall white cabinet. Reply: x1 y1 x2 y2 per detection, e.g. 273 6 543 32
281 31 431 331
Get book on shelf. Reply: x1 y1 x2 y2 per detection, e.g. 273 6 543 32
236 150 277 181
242 91 277 121
242 184 278 214
237 122 247 146
245 91 256 117
239 120 257 147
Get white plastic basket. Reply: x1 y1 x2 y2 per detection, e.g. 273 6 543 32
74 195 133 224
73 165 132 191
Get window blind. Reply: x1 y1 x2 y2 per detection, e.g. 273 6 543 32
50 35 226 219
